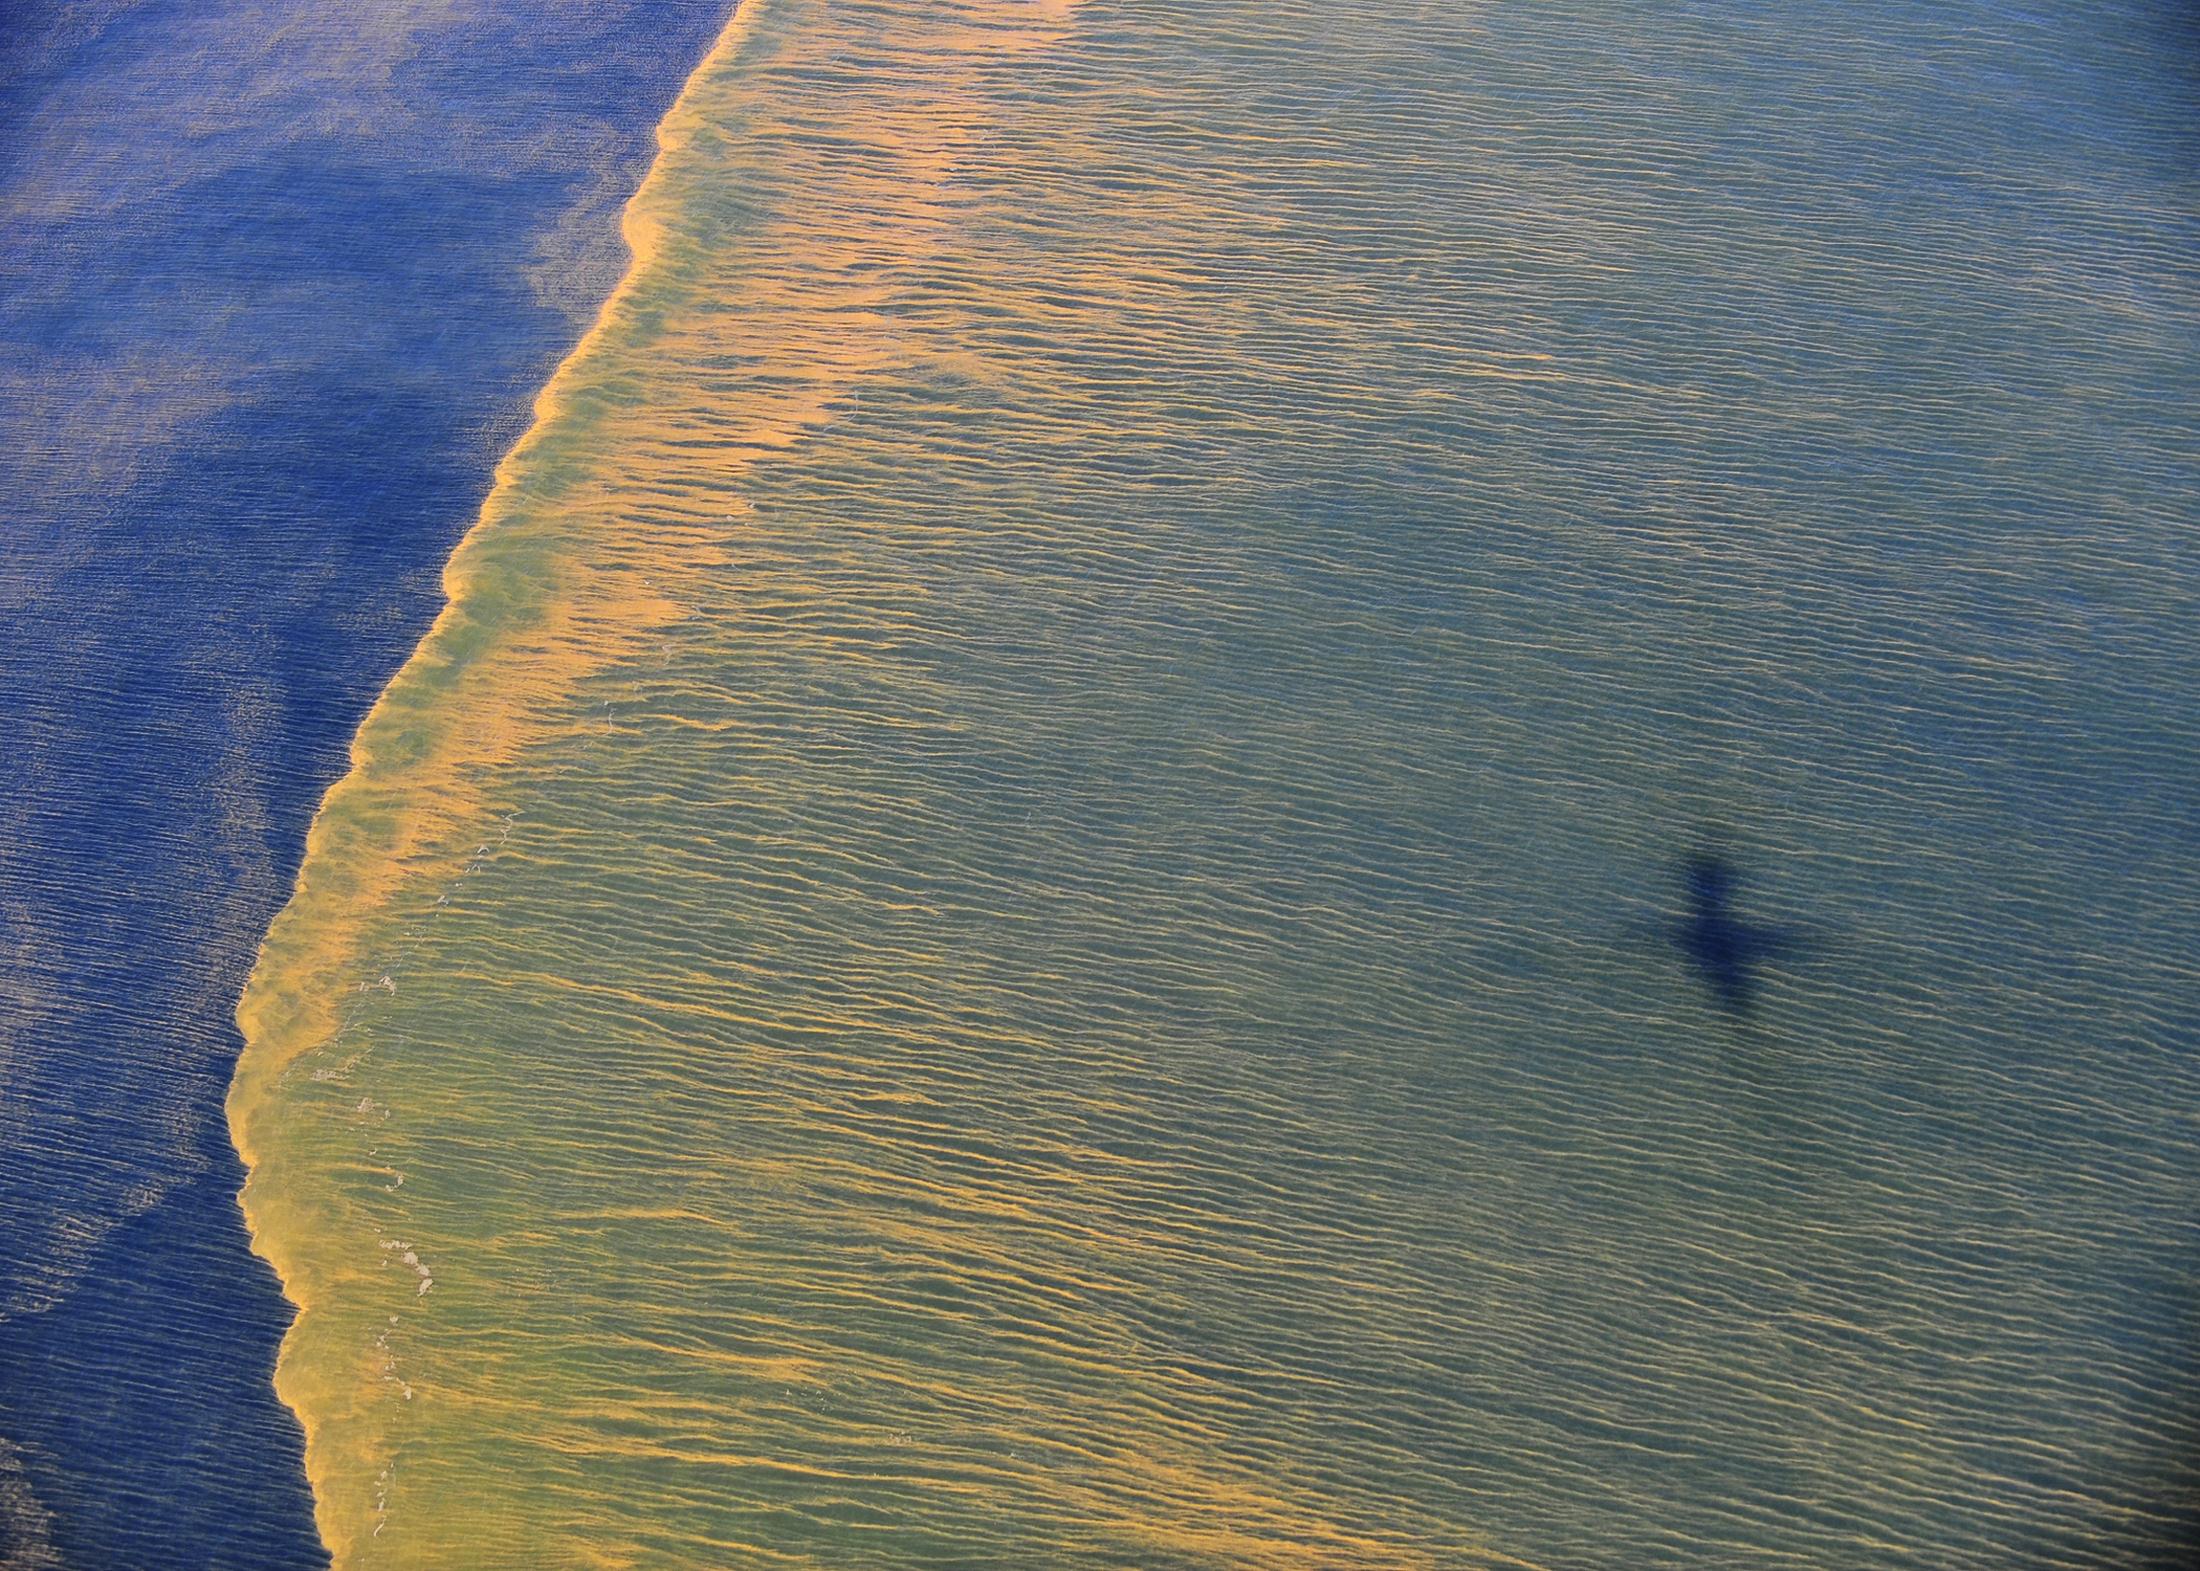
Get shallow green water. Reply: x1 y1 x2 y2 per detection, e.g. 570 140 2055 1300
235 0 2199 1564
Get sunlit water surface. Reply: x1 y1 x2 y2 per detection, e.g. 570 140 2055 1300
233 0 2198 1565
0 4 728 1564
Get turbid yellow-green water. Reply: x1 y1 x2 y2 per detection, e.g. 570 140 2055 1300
232 0 2199 1565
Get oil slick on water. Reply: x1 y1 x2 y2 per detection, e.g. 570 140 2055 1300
231 0 2198 1567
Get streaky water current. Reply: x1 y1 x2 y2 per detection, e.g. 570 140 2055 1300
217 0 2197 1565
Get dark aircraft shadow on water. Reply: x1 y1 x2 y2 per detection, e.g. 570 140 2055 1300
1667 852 1815 1016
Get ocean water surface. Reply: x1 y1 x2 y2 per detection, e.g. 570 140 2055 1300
229 0 2198 1567
0 4 729 1565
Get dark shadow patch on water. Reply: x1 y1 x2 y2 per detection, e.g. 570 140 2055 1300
1668 851 1817 1016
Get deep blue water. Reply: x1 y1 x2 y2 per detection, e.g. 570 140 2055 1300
0 6 730 1564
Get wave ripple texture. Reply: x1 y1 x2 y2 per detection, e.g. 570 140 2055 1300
232 0 2199 1566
